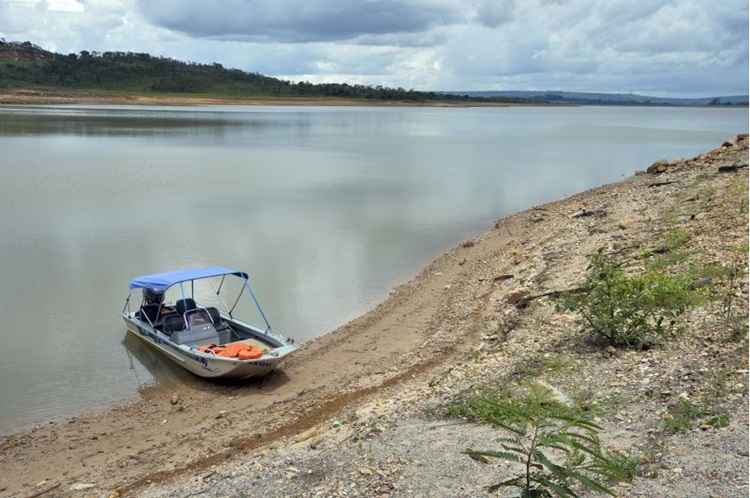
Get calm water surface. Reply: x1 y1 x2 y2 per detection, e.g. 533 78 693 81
0 104 746 433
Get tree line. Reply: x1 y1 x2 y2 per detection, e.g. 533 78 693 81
0 43 523 103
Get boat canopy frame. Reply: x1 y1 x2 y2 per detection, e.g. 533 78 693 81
123 266 272 333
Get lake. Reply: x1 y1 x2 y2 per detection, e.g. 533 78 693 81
0 104 746 434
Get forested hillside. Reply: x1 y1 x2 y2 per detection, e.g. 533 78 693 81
0 40 519 103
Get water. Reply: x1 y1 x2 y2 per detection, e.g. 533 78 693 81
0 104 746 434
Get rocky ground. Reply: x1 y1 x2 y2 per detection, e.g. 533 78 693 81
2 136 748 498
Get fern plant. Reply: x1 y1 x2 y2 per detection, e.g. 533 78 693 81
458 387 634 497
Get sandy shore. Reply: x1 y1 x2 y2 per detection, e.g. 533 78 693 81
0 136 747 498
0 89 530 107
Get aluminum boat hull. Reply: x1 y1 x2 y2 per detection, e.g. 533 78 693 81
123 314 296 380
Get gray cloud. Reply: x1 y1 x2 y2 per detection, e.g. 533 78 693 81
474 0 516 28
0 0 747 96
434 0 748 96
136 0 464 43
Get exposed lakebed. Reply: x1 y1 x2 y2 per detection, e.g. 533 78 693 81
0 104 746 434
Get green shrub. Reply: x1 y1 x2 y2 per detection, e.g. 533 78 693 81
642 229 690 270
662 399 706 433
662 395 732 433
448 383 585 424
456 386 634 497
560 250 703 348
690 245 749 341
715 245 749 340
706 414 730 428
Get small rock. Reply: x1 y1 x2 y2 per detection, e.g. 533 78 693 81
691 276 713 289
571 208 606 219
70 483 96 491
646 160 671 175
170 394 180 405
718 163 749 173
506 290 530 308
458 258 466 266
606 346 617 357
216 410 227 419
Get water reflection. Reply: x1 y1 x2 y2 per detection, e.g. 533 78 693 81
0 104 746 434
0 106 311 138
122 333 194 390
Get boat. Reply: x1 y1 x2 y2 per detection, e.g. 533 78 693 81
122 266 296 379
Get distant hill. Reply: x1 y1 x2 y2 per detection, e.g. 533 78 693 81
0 40 525 103
448 90 749 107
0 40 54 62
2 40 745 106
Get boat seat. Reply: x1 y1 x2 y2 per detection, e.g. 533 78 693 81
216 325 232 345
137 304 160 325
171 323 221 348
206 307 222 325
176 298 197 316
162 314 185 335
204 307 232 342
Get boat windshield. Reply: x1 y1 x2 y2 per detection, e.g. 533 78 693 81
130 274 272 333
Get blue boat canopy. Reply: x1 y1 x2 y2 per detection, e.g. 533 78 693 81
129 266 248 292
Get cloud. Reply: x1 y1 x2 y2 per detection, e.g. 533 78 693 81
433 0 748 96
0 0 747 96
47 0 85 12
136 0 466 43
0 0 128 51
474 0 516 28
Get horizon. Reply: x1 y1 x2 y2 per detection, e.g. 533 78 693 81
0 1 748 98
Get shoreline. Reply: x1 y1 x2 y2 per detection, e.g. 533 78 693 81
1 135 747 497
0 89 536 107
0 90 742 108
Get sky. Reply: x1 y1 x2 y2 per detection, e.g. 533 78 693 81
0 0 747 97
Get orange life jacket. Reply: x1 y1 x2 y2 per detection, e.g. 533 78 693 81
198 342 264 360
